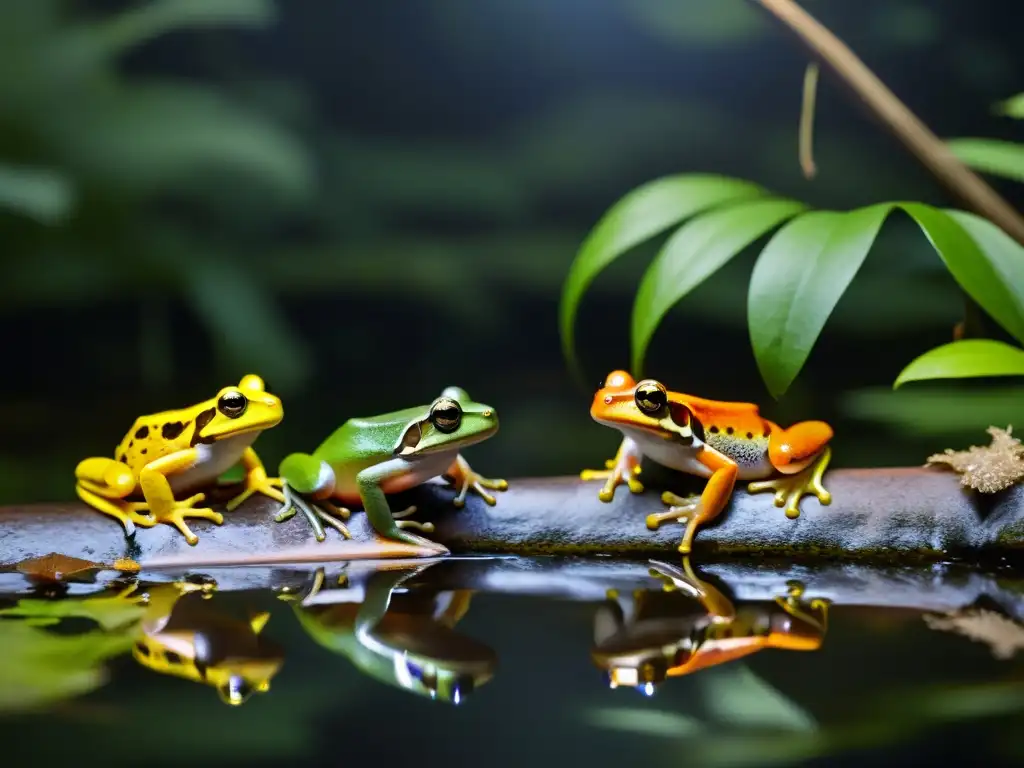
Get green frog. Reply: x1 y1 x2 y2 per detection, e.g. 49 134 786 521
285 564 496 704
276 386 507 551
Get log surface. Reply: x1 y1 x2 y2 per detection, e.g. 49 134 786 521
1 466 1022 568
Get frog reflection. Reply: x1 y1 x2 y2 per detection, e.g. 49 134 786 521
131 579 284 706
284 564 496 704
592 558 828 695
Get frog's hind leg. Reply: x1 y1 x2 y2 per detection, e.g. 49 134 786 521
75 457 156 537
747 421 833 520
137 449 225 545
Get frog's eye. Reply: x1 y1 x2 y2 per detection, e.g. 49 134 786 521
634 380 667 415
429 397 462 433
218 390 249 419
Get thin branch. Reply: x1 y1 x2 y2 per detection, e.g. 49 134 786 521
753 0 1024 247
1 467 1023 568
799 62 819 179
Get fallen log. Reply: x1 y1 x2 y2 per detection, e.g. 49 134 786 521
1 464 1022 568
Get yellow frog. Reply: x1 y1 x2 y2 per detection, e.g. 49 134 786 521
74 374 285 545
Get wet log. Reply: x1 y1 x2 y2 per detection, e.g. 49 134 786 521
0 466 1022 569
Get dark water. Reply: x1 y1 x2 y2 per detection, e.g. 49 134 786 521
0 556 1022 767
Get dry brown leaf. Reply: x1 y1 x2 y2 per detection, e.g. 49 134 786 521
926 425 1024 493
924 608 1024 660
14 553 104 582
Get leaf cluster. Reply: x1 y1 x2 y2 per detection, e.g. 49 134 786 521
559 92 1024 398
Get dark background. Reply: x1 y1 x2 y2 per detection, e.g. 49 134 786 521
2 3 1024 765
1 0 1022 497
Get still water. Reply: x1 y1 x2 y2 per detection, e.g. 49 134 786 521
0 556 1021 767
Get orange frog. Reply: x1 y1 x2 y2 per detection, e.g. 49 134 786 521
581 371 833 553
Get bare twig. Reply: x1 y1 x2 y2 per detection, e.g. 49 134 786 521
799 62 819 179
753 0 1024 247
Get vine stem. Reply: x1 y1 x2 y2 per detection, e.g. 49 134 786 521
752 0 1024 248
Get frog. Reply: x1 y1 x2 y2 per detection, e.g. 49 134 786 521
285 564 495 704
74 374 285 545
581 370 833 554
275 386 507 552
131 579 284 706
592 558 828 694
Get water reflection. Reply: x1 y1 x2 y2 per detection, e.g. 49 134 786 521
592 558 829 695
0 554 1021 725
130 579 283 706
284 563 496 705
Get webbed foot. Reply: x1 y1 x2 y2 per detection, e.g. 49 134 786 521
747 446 832 520
444 455 508 507
152 493 223 546
580 459 644 502
225 469 286 512
275 483 351 542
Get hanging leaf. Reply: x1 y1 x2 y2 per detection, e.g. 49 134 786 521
993 93 1024 119
894 339 1024 388
942 209 1024 344
631 197 807 375
901 203 1024 345
0 163 73 223
748 204 890 398
559 174 766 378
946 139 1024 183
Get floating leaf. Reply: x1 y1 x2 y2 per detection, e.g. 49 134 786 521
748 204 889 398
947 138 1024 183
560 175 765 377
0 163 73 223
894 339 1024 388
631 197 806 375
993 93 1024 119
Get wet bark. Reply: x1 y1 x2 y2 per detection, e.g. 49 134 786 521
1 465 1022 569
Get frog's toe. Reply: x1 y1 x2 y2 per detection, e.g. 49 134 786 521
397 519 435 534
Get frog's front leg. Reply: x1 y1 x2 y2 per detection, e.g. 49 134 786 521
645 448 738 555
138 449 224 545
75 457 156 537
580 437 645 501
647 558 736 622
225 447 286 512
747 421 833 519
356 458 450 554
442 454 508 507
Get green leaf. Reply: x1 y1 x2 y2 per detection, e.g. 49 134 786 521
185 261 312 394
87 0 275 59
69 84 313 203
894 339 1024 388
947 138 1024 183
584 707 705 738
748 204 890 398
559 174 766 378
0 163 73 223
943 209 1024 343
842 386 1024 436
631 197 807 375
993 93 1024 119
901 203 1024 345
700 665 817 731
